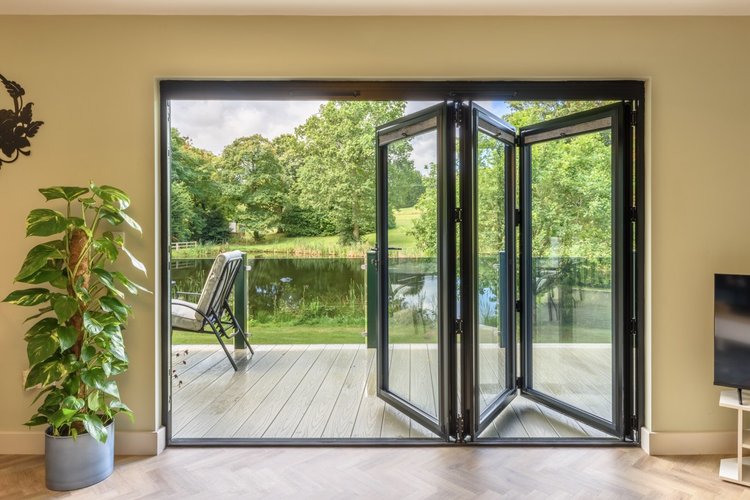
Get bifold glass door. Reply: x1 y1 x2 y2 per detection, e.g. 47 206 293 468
519 104 627 436
375 104 455 438
376 101 630 442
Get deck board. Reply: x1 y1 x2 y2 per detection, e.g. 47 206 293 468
172 343 615 440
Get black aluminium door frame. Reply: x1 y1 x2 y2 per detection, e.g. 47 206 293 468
158 80 645 446
375 103 456 439
518 102 631 437
459 102 518 440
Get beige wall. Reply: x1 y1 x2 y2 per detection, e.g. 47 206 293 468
0 16 749 445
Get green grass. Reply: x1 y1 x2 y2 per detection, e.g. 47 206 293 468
173 324 366 345
172 207 422 259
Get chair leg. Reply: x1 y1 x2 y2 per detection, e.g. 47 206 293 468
223 301 254 355
207 322 238 371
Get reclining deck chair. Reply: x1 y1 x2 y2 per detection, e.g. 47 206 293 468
171 251 253 371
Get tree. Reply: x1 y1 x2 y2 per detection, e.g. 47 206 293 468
295 101 409 242
170 128 230 243
217 135 286 240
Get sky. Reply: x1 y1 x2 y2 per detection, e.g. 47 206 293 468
170 99 510 172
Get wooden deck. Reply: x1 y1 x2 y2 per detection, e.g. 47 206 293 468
171 343 612 440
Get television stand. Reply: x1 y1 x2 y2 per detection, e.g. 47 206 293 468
719 390 750 487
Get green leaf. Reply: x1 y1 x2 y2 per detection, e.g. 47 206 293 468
87 390 100 412
15 241 64 281
80 367 106 389
98 206 124 226
99 380 120 399
24 307 53 323
62 395 85 411
52 295 78 322
121 246 147 275
99 295 130 322
26 209 68 237
109 331 128 362
38 186 89 202
24 414 49 427
17 267 64 286
3 288 50 306
25 360 67 389
27 334 59 365
80 345 96 363
118 210 142 233
83 312 104 335
92 184 130 210
57 325 78 351
92 237 119 262
25 317 58 339
80 413 108 443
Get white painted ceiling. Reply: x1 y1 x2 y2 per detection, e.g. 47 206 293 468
1 0 749 16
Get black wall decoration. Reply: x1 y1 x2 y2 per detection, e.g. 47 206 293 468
0 73 43 168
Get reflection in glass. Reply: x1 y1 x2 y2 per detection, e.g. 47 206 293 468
385 130 439 419
476 131 508 414
530 129 613 422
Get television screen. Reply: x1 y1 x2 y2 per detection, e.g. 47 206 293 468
715 274 750 390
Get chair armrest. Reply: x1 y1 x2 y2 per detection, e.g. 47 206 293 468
174 291 201 298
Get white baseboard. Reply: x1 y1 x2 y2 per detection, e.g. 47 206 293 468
641 427 736 455
0 427 166 456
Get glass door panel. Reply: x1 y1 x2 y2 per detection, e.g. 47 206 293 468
520 104 625 435
376 104 452 437
464 104 517 438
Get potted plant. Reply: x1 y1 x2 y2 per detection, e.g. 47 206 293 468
3 184 146 491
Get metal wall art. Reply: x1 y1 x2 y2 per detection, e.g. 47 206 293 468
0 73 44 168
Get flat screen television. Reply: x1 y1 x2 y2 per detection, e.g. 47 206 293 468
714 273 750 391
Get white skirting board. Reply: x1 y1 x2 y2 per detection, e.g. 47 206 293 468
0 427 166 456
641 427 737 455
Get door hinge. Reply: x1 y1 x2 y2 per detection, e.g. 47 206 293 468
630 206 637 222
516 376 523 389
454 103 464 127
515 300 522 313
515 209 521 226
455 319 464 336
454 208 463 223
631 107 637 127
630 318 638 345
629 415 639 438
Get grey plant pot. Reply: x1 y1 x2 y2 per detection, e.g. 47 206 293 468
45 421 115 491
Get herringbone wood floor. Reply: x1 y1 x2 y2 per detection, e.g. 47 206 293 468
1 447 747 499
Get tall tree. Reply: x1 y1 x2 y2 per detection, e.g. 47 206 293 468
170 129 230 243
217 135 286 240
295 101 409 242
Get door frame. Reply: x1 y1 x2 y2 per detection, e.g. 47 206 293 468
159 79 645 447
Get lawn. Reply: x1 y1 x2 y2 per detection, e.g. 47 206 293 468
172 207 423 259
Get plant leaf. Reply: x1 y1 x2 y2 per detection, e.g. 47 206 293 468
15 241 65 282
38 186 89 202
92 237 119 262
26 209 68 237
24 415 49 427
118 210 142 233
27 334 59 365
80 413 107 443
25 317 58 340
52 295 78 322
81 345 96 363
57 325 78 351
83 312 104 335
19 102 32 124
109 331 128 362
121 246 147 275
3 288 50 306
92 184 130 210
25 360 67 389
99 295 130 322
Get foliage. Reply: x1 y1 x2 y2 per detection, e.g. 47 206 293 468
294 101 410 243
3 184 147 443
170 129 230 243
217 135 286 241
